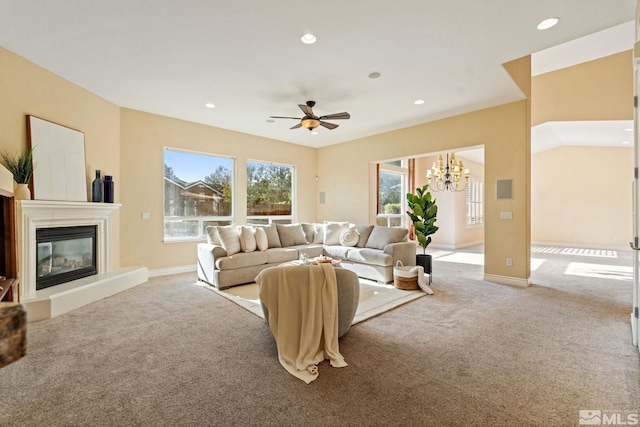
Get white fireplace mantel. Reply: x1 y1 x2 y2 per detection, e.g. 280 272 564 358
16 200 148 321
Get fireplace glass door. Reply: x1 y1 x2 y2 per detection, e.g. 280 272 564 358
36 226 97 290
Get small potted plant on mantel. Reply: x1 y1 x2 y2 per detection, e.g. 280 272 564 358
406 183 438 277
0 149 33 200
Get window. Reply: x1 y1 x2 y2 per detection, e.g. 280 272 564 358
466 179 484 225
377 161 407 227
246 161 293 224
164 149 233 240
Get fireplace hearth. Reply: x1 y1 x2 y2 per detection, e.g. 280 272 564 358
36 225 97 290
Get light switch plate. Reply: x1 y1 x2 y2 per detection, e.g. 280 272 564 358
500 211 512 220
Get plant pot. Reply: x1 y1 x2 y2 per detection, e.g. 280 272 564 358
14 183 31 200
416 254 432 275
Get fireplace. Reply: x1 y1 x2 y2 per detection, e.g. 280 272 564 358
36 225 97 290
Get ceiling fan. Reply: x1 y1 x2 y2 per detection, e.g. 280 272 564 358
270 100 350 131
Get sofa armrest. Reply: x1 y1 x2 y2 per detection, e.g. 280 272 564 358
383 241 417 266
197 243 227 285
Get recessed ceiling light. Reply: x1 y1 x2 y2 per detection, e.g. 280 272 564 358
625 128 634 132
368 72 381 79
301 33 316 44
537 17 559 30
205 103 215 108
414 99 425 105
622 141 630 144
311 131 319 135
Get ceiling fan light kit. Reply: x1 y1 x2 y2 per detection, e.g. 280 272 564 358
270 100 350 132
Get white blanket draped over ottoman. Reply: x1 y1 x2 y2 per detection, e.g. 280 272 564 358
256 263 347 383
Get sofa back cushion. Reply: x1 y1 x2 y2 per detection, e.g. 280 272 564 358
365 226 409 250
239 226 257 252
257 224 281 248
301 223 315 244
276 224 307 247
352 224 374 248
205 226 221 245
255 227 269 251
217 225 242 255
312 223 324 244
323 221 349 245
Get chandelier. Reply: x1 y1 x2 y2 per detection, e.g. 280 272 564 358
426 153 470 192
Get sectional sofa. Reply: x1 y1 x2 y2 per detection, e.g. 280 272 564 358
197 221 417 289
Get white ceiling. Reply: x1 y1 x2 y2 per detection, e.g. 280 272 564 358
0 1 635 148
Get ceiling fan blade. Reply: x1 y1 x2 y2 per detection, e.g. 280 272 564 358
290 123 303 129
319 121 338 130
298 104 315 117
319 112 350 120
270 116 302 120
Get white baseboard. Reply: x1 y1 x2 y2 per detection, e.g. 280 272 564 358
148 264 196 278
429 240 484 251
531 241 631 252
484 273 530 288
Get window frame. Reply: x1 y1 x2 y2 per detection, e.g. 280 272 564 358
163 148 235 243
377 161 408 228
466 177 484 227
246 159 295 225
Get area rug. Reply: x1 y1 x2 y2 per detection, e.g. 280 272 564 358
199 278 427 325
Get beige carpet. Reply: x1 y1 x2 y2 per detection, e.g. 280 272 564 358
202 278 428 324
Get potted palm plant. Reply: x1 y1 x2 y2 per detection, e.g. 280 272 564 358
406 184 438 276
0 149 33 200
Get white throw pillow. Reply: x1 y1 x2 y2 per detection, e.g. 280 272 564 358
205 226 221 245
217 225 241 255
255 227 268 252
339 227 360 247
323 221 349 246
239 226 257 253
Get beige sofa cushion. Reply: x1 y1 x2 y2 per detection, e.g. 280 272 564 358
255 227 268 251
301 222 315 244
353 224 374 248
239 226 257 252
217 225 242 255
365 226 408 250
276 224 307 247
205 226 221 245
257 224 281 248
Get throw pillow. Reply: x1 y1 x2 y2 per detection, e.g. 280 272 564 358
217 225 242 255
339 227 360 247
312 223 325 244
257 224 281 248
276 224 307 247
352 224 374 248
205 226 221 245
323 221 349 246
239 226 257 253
300 222 315 244
365 226 409 250
255 227 268 251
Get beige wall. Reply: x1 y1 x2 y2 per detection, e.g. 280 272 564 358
0 46 122 268
532 146 633 248
119 109 317 270
532 51 632 125
318 100 531 282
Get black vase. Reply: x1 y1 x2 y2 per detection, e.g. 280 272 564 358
104 175 114 203
416 254 432 284
91 170 103 202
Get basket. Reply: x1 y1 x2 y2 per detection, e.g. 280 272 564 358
393 260 419 291
394 275 419 290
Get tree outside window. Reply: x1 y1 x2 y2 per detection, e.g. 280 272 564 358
247 161 293 223
164 149 233 240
